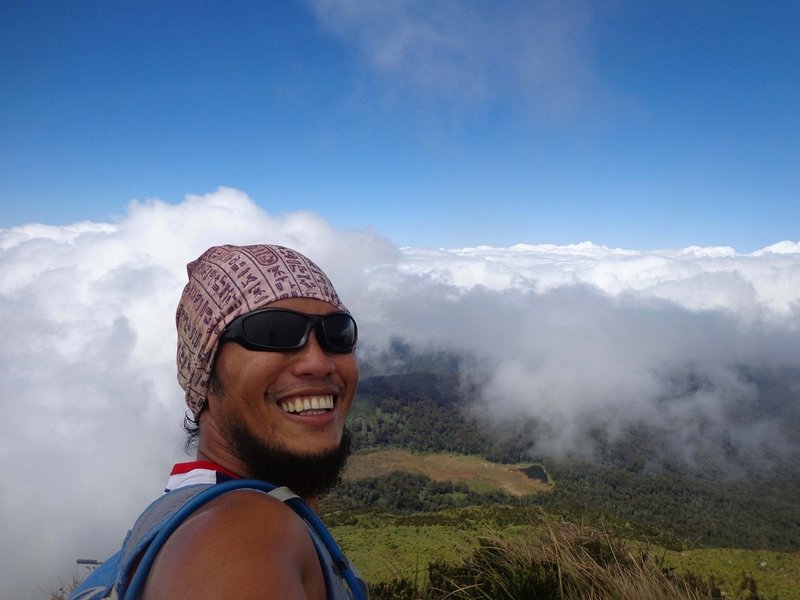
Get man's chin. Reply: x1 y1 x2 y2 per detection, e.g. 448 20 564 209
229 424 353 500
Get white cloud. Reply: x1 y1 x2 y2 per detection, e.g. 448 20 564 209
391 242 800 321
0 188 395 599
1 188 798 597
365 242 799 465
308 0 603 118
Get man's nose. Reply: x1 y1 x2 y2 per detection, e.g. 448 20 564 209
291 328 336 375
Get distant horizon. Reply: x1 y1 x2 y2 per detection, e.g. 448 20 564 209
4 192 800 275
3 185 797 255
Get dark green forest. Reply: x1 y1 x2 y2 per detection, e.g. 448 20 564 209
324 345 800 553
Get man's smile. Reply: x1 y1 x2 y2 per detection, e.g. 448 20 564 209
278 395 335 415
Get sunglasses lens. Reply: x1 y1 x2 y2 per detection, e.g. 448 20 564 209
320 313 357 352
241 311 308 349
234 310 357 352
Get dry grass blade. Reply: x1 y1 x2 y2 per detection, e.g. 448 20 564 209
425 513 720 600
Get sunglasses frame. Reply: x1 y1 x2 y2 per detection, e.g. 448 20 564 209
219 308 358 354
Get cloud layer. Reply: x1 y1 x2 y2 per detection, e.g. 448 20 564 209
361 242 800 465
2 189 798 597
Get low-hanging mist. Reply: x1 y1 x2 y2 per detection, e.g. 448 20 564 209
1 188 798 598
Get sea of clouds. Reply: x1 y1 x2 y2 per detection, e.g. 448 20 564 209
2 188 799 598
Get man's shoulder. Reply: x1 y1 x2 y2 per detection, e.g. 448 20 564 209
186 487 303 535
165 487 311 556
141 488 325 599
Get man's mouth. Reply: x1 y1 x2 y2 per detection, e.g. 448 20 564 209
278 395 335 415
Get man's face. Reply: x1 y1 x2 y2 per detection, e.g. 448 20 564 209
205 297 359 491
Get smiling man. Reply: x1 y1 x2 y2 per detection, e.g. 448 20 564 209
70 244 366 600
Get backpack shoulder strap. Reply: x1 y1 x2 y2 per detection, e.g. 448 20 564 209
68 485 214 600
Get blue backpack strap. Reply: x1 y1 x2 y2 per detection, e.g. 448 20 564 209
268 487 338 596
271 486 367 600
114 485 212 597
123 479 366 600
282 494 367 599
68 550 121 599
69 485 214 600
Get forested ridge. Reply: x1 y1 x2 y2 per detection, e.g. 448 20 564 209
326 347 800 553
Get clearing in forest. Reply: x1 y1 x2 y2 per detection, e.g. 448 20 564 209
344 448 553 496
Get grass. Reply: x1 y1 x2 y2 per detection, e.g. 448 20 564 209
666 547 800 600
333 509 799 599
334 521 475 584
47 570 82 600
335 449 798 598
344 448 553 496
433 521 710 600
354 513 729 599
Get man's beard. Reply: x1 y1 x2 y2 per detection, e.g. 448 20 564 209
226 422 352 500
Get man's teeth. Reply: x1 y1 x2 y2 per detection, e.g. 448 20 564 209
279 395 334 414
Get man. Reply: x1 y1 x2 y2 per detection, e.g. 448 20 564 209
71 244 366 600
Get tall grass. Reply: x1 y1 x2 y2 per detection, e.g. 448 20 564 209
371 514 768 600
48 569 82 600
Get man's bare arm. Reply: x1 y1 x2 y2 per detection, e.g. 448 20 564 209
141 490 326 600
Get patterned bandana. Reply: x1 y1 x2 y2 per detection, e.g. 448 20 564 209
176 244 346 416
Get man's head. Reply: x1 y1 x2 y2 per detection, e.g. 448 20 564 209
176 244 359 497
176 244 349 416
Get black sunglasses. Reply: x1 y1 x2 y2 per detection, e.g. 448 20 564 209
220 308 358 354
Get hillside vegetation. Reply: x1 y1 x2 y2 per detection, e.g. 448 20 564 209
323 456 800 600
324 347 800 598
348 354 800 552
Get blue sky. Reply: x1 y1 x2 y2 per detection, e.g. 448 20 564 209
2 0 798 251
